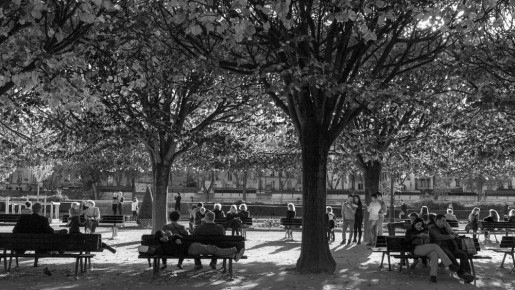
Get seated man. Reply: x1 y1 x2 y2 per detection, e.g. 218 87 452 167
13 202 67 254
190 211 245 270
21 201 33 215
429 214 474 283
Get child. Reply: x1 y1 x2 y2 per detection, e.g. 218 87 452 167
326 206 335 242
285 203 296 240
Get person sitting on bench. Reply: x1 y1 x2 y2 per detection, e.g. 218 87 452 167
21 201 33 215
226 205 242 236
155 210 189 270
13 202 67 253
190 211 244 270
429 214 474 283
83 200 100 234
68 202 84 234
405 218 459 283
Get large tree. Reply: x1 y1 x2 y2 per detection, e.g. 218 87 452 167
157 0 493 272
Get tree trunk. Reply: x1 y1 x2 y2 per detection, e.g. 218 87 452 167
152 162 171 233
389 174 395 223
360 160 382 245
92 182 99 200
295 127 336 273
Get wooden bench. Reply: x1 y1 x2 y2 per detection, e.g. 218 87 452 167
0 214 22 226
61 214 86 224
280 218 302 229
369 236 389 268
386 236 425 273
387 220 411 236
0 233 103 277
489 236 515 269
482 222 515 239
138 234 247 280
214 218 253 238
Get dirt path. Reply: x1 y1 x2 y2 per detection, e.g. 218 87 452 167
1 226 514 289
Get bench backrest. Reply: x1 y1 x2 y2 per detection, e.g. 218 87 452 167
100 215 124 224
482 222 515 229
386 237 408 252
500 236 515 250
447 220 459 228
0 214 22 222
141 234 245 248
215 218 253 225
375 236 387 248
62 214 86 223
0 233 102 252
280 218 302 226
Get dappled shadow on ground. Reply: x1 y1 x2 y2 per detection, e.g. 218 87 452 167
246 239 301 254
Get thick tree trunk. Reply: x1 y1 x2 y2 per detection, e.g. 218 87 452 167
152 162 171 233
295 128 336 273
361 160 382 245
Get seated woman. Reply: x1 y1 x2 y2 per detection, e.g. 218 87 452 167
212 203 226 219
69 202 84 234
483 209 500 239
466 207 480 235
226 205 241 236
238 204 250 218
405 218 460 283
83 200 100 234
194 207 206 230
508 209 515 223
155 210 189 270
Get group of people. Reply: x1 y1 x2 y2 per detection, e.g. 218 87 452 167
340 192 387 246
189 202 250 236
156 209 245 270
12 201 116 254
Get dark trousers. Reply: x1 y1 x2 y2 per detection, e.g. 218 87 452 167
441 245 471 274
175 203 181 211
353 216 363 242
112 204 118 215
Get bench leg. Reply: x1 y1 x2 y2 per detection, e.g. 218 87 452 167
222 259 227 273
469 258 476 286
15 256 18 268
387 253 392 271
8 256 13 272
3 251 6 273
112 226 118 238
511 253 515 269
34 257 38 267
75 258 80 277
147 258 152 268
228 259 233 281
501 253 507 268
379 253 385 268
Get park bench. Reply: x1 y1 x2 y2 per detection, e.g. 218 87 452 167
489 236 515 269
138 234 247 280
369 236 389 268
280 218 302 229
214 218 253 238
0 233 103 277
61 214 124 238
386 236 426 273
481 222 515 240
387 220 411 236
0 214 22 226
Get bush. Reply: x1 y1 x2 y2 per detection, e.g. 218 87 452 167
137 187 153 223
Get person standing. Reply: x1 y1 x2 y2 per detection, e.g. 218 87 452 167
341 194 356 245
353 195 364 244
175 193 182 211
400 200 408 219
118 192 125 216
131 197 139 222
111 192 119 215
377 192 387 236
366 193 382 246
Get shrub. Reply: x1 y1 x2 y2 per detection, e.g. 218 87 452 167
137 187 153 223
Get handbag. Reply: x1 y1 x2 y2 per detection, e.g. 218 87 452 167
138 245 157 255
460 237 477 255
